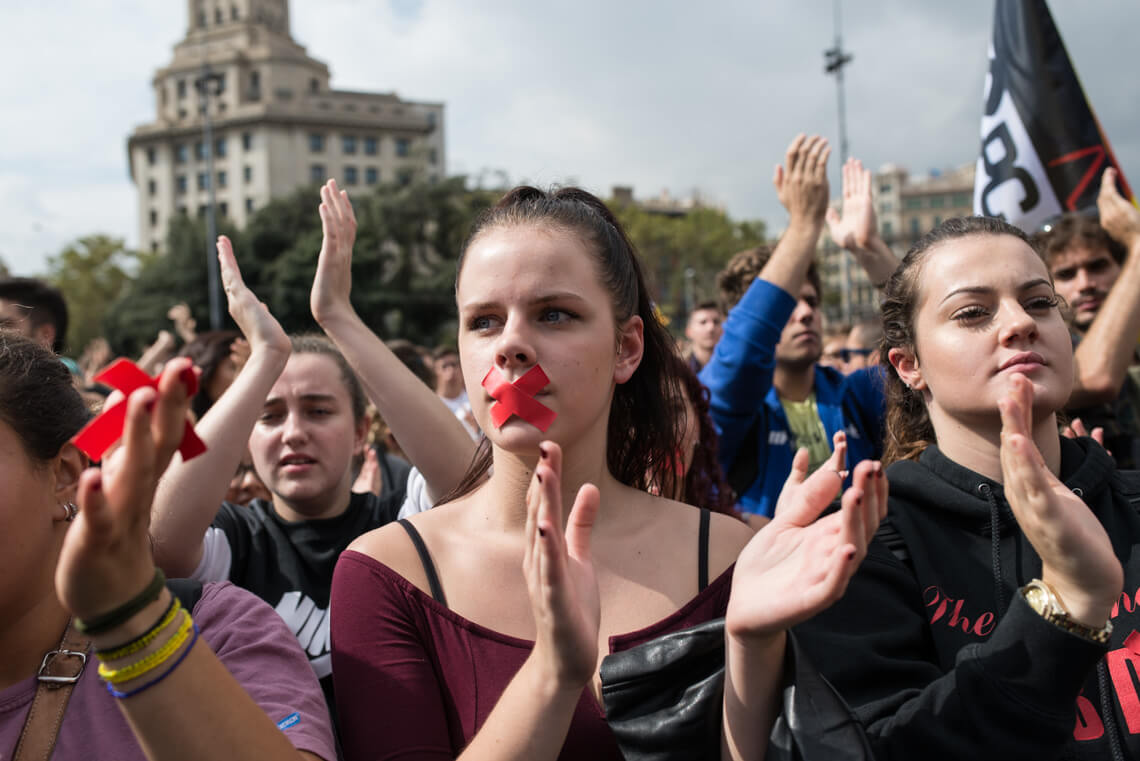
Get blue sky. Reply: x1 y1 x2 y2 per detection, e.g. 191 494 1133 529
1 0 1137 275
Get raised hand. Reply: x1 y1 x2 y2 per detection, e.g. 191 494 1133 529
1098 167 1140 250
1061 416 1106 449
772 134 831 227
311 178 359 326
726 432 886 640
999 373 1122 626
826 158 879 251
56 358 196 620
217 235 290 358
523 441 601 688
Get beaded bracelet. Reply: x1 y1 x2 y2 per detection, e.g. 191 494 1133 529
75 568 167 635
98 609 194 684
106 624 200 700
97 597 181 660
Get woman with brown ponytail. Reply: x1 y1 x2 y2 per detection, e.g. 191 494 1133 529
796 214 1140 760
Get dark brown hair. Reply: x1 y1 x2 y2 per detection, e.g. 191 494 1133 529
179 329 240 419
290 334 367 424
439 186 684 503
0 333 90 461
880 215 1036 464
0 277 69 353
1030 213 1126 268
668 352 736 515
716 244 821 312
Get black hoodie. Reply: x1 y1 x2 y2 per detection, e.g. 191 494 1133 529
796 437 1140 761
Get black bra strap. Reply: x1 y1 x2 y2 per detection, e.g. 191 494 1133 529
698 509 710 592
397 519 447 607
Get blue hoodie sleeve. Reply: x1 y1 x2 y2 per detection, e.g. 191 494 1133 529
795 539 1107 761
699 279 796 474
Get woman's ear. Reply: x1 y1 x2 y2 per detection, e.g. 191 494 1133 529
352 416 370 458
52 442 87 506
887 347 926 391
614 315 645 384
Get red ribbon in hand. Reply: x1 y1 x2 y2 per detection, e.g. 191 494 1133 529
72 359 207 462
481 365 557 432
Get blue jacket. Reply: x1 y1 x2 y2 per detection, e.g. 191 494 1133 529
699 279 885 517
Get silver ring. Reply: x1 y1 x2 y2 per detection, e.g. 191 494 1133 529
63 502 78 522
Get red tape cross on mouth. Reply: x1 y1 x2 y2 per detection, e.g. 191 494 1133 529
482 365 557 432
72 359 207 462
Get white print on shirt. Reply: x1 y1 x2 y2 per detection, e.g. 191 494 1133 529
275 591 332 679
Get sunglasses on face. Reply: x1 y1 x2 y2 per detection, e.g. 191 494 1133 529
823 348 873 363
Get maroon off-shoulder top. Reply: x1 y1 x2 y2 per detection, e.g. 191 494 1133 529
330 550 733 761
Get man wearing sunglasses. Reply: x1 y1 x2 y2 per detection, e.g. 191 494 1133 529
1031 167 1140 468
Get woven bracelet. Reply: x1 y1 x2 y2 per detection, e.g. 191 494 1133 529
75 568 167 635
97 597 182 660
106 623 200 700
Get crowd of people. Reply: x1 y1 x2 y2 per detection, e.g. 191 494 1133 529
2 132 1140 761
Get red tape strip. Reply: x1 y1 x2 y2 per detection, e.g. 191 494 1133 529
71 358 207 462
481 365 557 432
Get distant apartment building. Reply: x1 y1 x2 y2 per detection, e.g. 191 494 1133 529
128 0 445 253
821 162 975 322
610 186 724 218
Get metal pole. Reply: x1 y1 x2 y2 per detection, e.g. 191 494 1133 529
198 66 223 331
824 0 854 324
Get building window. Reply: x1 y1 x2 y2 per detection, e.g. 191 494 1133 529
395 138 410 158
146 147 157 165
243 165 252 183
245 198 254 214
177 204 187 216
428 148 438 165
215 7 223 23
176 144 188 163
364 137 378 155
195 141 205 160
427 112 437 128
344 166 358 185
197 204 208 218
176 175 188 194
309 133 325 153
149 210 158 227
932 216 942 229
197 10 206 27
310 164 326 183
904 197 922 210
249 71 260 100
365 167 379 185
953 193 971 207
231 5 239 20
310 78 320 93
242 132 253 151
197 172 208 190
152 241 160 253
910 218 920 237
879 182 891 194
342 135 357 154
177 79 187 98
219 201 229 217
929 196 945 209
397 169 413 187
215 137 226 157
147 179 156 197
881 221 892 237
217 170 227 188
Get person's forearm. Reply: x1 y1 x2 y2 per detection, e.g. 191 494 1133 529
318 309 476 501
849 237 899 288
151 346 289 576
1070 240 1140 407
458 652 583 761
94 590 322 761
759 220 824 296
721 630 784 761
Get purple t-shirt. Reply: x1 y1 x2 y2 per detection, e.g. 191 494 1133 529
0 582 336 761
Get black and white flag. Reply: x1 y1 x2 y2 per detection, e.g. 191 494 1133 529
974 0 1132 230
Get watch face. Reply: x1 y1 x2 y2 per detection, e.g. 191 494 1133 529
1024 584 1049 614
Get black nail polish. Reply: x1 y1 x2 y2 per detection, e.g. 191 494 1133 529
539 445 548 460
538 527 546 537
536 474 543 484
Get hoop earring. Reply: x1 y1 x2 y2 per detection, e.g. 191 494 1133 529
62 502 78 522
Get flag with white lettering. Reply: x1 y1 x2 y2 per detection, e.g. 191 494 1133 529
974 0 1133 231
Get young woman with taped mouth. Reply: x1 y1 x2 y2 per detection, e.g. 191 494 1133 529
795 216 1140 760
145 182 477 722
328 184 886 761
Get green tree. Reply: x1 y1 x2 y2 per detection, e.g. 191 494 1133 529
46 235 142 355
611 202 766 325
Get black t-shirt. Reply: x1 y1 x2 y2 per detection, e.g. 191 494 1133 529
211 489 404 709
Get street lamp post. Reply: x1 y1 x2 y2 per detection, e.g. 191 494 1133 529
824 0 854 325
195 67 226 331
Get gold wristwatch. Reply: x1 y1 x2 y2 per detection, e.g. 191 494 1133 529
1021 579 1113 645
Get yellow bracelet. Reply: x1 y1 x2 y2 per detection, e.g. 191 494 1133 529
98 599 183 661
98 610 194 685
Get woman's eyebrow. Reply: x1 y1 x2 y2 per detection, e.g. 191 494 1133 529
939 278 1052 305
